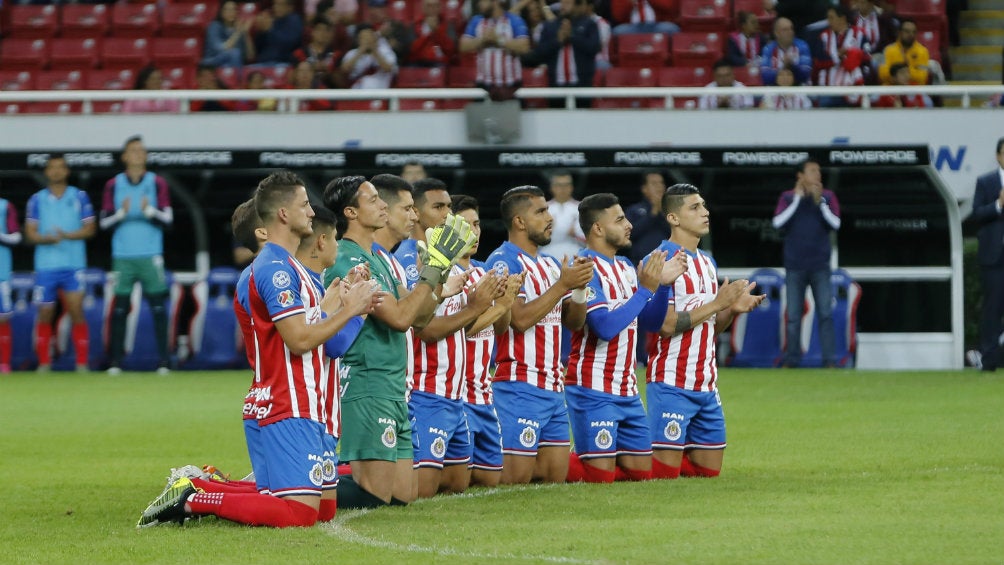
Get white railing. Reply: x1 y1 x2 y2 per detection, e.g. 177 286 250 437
1 84 1002 113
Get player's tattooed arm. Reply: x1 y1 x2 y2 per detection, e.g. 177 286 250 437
673 311 692 335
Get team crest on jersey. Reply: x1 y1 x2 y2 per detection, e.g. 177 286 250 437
381 425 397 448
272 270 291 289
321 458 336 481
519 426 537 448
594 428 613 450
310 462 324 486
664 420 682 441
430 436 446 459
492 261 508 276
585 287 597 302
406 264 420 281
277 289 295 308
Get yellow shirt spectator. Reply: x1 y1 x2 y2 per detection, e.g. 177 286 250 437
878 20 930 85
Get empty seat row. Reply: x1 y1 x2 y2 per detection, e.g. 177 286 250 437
0 37 202 72
0 66 194 92
2 2 222 39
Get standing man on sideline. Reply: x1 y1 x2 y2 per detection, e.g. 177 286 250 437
565 193 687 483
966 138 1004 372
539 170 585 261
772 158 841 368
25 154 96 372
485 185 594 484
625 171 670 267
100 136 174 375
639 184 763 479
0 188 21 374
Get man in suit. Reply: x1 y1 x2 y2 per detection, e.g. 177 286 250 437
968 137 1004 372
528 0 599 107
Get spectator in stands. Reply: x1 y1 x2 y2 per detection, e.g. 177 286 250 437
698 59 754 110
759 64 813 109
401 161 427 183
762 0 830 40
530 0 600 100
408 0 458 67
460 0 531 101
813 5 870 107
726 11 767 68
122 66 181 114
851 0 897 55
341 23 399 89
609 0 679 37
202 0 256 68
966 137 1004 372
192 65 234 112
873 62 933 108
585 0 611 71
287 60 335 110
235 71 278 111
625 170 670 267
877 19 930 86
254 0 305 65
772 158 840 369
511 0 555 46
323 0 360 57
366 0 415 64
293 17 337 87
539 170 585 260
761 17 812 86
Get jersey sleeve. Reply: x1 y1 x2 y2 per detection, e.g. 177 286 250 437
463 16 480 38
584 268 607 314
25 194 39 223
487 251 525 298
6 203 20 234
78 190 96 221
510 14 529 38
253 260 306 322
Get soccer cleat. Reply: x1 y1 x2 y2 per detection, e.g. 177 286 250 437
137 477 197 528
201 465 230 482
239 471 255 483
156 362 170 376
107 364 122 376
165 465 205 487
966 350 983 370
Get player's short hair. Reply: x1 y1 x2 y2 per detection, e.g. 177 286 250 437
829 4 852 21
312 205 337 232
122 134 143 152
641 169 664 184
578 192 619 235
500 185 545 229
324 175 367 237
451 194 479 215
899 17 916 29
254 169 307 224
412 177 449 206
795 158 820 177
662 183 701 215
737 10 755 25
45 153 66 166
997 137 1004 155
712 58 732 72
549 169 573 181
231 198 262 253
370 173 413 207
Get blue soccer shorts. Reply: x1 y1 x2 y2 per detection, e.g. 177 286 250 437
257 418 332 498
646 382 726 452
243 418 268 493
0 281 11 316
463 402 503 471
493 380 570 456
565 385 652 460
409 391 472 469
33 269 83 304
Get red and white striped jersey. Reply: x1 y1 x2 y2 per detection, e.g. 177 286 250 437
729 32 763 64
487 241 568 392
463 13 529 87
465 262 496 405
761 93 813 109
555 45 579 86
629 0 657 23
375 242 415 394
645 241 720 392
411 264 467 400
566 251 640 396
247 242 334 426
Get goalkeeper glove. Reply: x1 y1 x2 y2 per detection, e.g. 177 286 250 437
424 214 477 274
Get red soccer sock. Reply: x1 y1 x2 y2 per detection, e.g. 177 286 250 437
318 498 337 522
616 467 652 482
650 458 681 480
72 323 89 366
581 463 616 484
680 456 720 478
0 323 11 366
35 324 52 365
188 492 318 527
190 477 258 494
337 463 352 478
565 453 585 483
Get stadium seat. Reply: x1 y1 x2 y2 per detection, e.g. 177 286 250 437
614 33 670 67
216 66 242 89
25 101 83 114
91 101 126 114
594 67 660 109
0 102 29 114
917 27 942 61
801 269 862 368
86 68 136 90
35 70 85 91
437 0 466 31
386 0 415 24
100 37 151 70
447 65 478 88
111 2 161 38
0 70 36 91
60 4 111 38
7 5 59 39
115 273 183 371
658 65 709 86
151 37 203 67
399 99 441 110
160 2 216 38
731 0 774 33
159 65 196 89
0 38 50 72
337 99 389 111
678 0 731 32
395 66 446 88
671 31 724 67
733 65 763 86
187 267 244 369
457 52 478 68
9 273 38 370
52 268 109 371
521 65 549 108
728 268 785 368
49 37 102 70
244 64 290 88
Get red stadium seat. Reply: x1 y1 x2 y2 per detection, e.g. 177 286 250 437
386 0 416 24
678 0 731 32
161 2 216 38
399 99 441 110
60 4 112 38
395 66 446 88
457 52 478 68
594 66 660 108
893 0 946 32
521 65 549 108
26 101 83 114
917 27 942 60
159 65 196 89
0 70 36 91
49 38 102 70
337 99 388 111
152 37 203 67
0 102 29 114
35 70 85 91
92 101 126 114
732 0 774 33
733 65 763 86
439 0 466 28
657 65 709 86
447 65 477 87
86 68 137 90
237 2 259 21
614 33 670 67
0 38 50 71
671 31 724 67
216 66 242 89
111 3 161 38
243 65 291 88
101 37 152 70
7 5 59 39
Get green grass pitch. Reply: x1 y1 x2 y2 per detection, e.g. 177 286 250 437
1 368 1001 564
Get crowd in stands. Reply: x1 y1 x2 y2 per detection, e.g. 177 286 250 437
0 0 964 112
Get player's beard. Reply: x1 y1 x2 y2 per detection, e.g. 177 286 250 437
529 227 551 247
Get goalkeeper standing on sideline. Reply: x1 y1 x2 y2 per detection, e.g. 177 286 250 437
323 176 476 508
